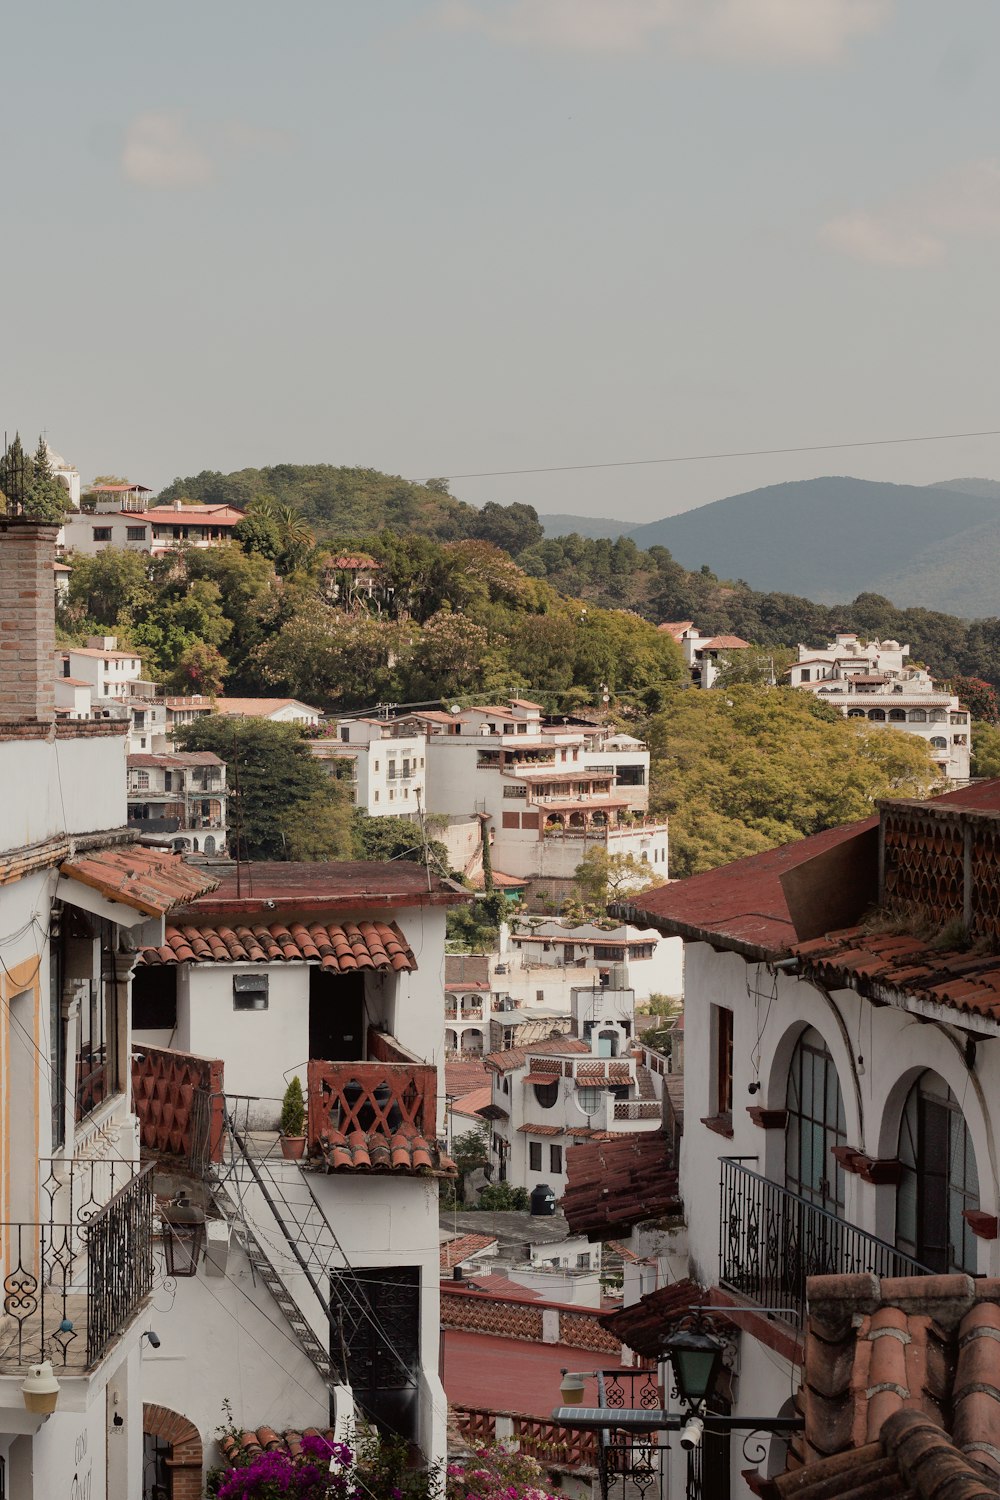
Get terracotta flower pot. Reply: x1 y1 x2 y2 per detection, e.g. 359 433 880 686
280 1135 306 1161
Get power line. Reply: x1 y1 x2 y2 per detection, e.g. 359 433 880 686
422 425 1000 483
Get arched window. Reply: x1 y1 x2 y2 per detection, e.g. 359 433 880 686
909 709 927 723
868 708 886 721
896 1072 979 1273
533 1078 559 1109
888 708 906 722
930 736 947 750
785 1028 846 1214
847 708 866 718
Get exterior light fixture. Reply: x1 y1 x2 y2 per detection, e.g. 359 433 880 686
161 1199 206 1278
21 1362 60 1415
559 1371 587 1405
663 1324 725 1410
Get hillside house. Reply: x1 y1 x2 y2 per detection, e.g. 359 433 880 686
658 622 751 689
314 718 427 816
127 751 228 854
607 780 1000 1495
789 634 970 780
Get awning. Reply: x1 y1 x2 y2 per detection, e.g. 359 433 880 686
58 845 218 928
522 1072 561 1085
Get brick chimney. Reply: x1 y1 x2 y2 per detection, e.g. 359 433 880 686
0 520 58 725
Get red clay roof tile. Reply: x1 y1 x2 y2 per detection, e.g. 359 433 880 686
562 1131 679 1240
137 918 415 972
60 845 218 916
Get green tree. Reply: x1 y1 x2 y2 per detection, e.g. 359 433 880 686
65 547 155 626
950 676 1000 725
282 787 355 861
251 606 401 709
972 721 1000 779
163 641 228 697
571 848 664 913
353 813 449 870
175 716 344 860
714 645 796 687
647 685 939 878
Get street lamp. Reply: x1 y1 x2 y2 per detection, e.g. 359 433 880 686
161 1198 206 1277
662 1324 725 1412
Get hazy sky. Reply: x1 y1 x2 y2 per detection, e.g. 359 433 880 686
5 1 1000 522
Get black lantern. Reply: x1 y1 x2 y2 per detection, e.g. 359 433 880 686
664 1324 725 1410
161 1199 206 1278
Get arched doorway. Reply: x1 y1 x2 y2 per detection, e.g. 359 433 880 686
785 1027 846 1215
143 1404 202 1499
896 1071 980 1273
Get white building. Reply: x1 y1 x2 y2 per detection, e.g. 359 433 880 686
503 919 683 1002
0 516 217 1499
313 718 427 816
130 859 464 1471
659 621 751 689
44 443 82 509
60 498 243 557
789 633 971 781
213 696 323 727
614 780 1000 1496
482 1010 662 1201
127 751 228 855
397 699 667 897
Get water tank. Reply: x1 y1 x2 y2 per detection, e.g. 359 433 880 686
530 1183 557 1217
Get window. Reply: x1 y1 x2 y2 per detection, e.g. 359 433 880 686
389 789 395 801
533 1078 559 1109
132 967 177 1031
133 770 150 789
76 928 119 1122
341 726 350 742
503 785 528 798
577 1087 602 1115
92 527 112 541
710 1008 734 1128
785 1027 846 1213
374 790 379 803
930 736 947 749
897 1072 979 1274
330 1266 420 1442
576 1252 591 1269
374 760 379 772
529 1141 542 1171
233 975 268 1011
909 709 927 723
550 1143 562 1174
800 668 811 682
126 526 146 541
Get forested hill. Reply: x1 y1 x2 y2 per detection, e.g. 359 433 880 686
153 463 1000 687
157 464 546 550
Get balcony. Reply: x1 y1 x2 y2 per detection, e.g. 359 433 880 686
307 1054 437 1143
611 1099 662 1129
0 1160 155 1370
719 1157 931 1328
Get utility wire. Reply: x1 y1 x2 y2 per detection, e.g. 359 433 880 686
423 425 1000 483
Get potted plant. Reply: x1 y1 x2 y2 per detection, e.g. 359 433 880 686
279 1075 307 1160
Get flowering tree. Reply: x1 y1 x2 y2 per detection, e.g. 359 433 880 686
446 1446 562 1500
213 1433 354 1500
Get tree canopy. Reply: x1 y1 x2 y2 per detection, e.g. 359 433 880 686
646 686 940 878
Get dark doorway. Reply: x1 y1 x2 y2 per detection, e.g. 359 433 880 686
309 969 366 1062
330 1266 420 1440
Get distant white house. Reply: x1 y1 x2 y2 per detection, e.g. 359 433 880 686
789 633 971 781
658 621 751 689
313 718 427 816
213 696 322 727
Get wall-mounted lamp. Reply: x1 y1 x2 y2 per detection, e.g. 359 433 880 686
559 1371 587 1406
21 1362 60 1416
161 1198 206 1278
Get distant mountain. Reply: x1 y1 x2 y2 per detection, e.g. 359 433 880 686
539 513 638 540
624 476 1000 610
929 477 1000 501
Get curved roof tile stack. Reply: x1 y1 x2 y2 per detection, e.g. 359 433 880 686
138 918 415 972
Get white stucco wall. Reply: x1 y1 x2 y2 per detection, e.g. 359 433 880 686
0 731 126 852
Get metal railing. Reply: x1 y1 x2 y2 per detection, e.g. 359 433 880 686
719 1157 932 1327
0 1161 154 1369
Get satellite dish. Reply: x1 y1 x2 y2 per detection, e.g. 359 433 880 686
450 704 461 715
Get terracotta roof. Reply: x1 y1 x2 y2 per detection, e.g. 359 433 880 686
53 561 71 572
509 699 543 709
326 554 381 570
793 926 1000 1022
444 980 490 991
138 918 415 971
145 504 242 523
213 696 321 717
476 1102 510 1121
485 1038 591 1073
450 1085 492 1118
220 1427 338 1465
64 646 140 660
127 751 223 768
767 1409 997 1500
695 634 751 650
311 1127 455 1177
783 1271 1000 1487
517 1123 565 1136
657 621 694 638
469 869 524 890
522 1071 563 1085
59 846 218 917
599 1279 709 1357
562 1131 679 1240
446 1056 490 1097
440 1233 497 1271
624 782 1000 961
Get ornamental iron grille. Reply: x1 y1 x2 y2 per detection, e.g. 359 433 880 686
598 1369 670 1500
330 1265 420 1440
719 1156 931 1327
0 1160 154 1369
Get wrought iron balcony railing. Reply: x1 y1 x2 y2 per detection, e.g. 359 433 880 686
719 1156 931 1328
0 1161 155 1370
